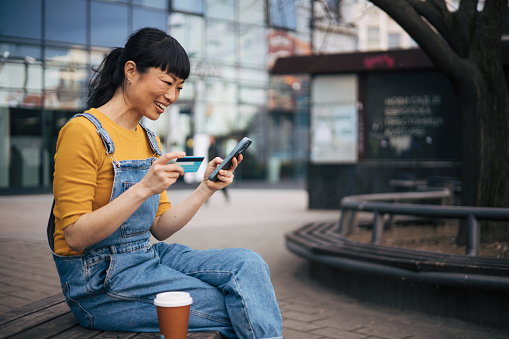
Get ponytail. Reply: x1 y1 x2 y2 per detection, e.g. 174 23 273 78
87 47 125 108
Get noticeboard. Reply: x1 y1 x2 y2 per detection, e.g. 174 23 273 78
365 71 461 160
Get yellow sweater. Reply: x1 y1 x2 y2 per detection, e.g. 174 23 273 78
53 108 172 256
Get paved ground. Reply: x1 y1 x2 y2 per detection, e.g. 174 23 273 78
1 186 508 338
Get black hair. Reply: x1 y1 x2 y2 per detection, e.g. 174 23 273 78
87 27 190 108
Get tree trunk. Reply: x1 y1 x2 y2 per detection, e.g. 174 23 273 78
454 8 509 243
369 0 509 244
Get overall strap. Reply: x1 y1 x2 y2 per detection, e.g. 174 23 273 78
48 112 116 251
72 113 115 155
139 123 163 156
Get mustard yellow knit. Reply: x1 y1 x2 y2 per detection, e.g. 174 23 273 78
53 108 171 256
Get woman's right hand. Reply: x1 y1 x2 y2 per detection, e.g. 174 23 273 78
137 152 186 197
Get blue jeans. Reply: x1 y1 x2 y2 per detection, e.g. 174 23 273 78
53 239 283 339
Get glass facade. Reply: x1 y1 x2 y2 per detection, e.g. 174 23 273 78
0 0 312 193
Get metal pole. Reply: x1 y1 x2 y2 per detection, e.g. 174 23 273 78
338 208 347 235
372 210 384 244
465 214 480 256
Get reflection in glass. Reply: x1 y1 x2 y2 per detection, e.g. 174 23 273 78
45 0 87 44
205 0 234 20
0 0 42 39
171 0 204 14
240 87 266 105
239 0 264 24
206 20 236 63
90 49 110 69
268 0 296 30
7 108 45 187
45 66 88 110
239 25 267 67
0 63 43 91
133 7 167 33
91 2 129 47
295 0 312 33
177 81 195 101
0 44 42 60
45 47 88 65
133 0 167 9
204 102 237 136
206 81 237 103
238 104 259 132
169 14 204 59
239 67 269 84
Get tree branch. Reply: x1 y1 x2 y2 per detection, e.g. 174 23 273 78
369 0 466 79
408 0 453 45
479 0 508 39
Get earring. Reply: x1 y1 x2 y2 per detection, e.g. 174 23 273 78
127 79 131 84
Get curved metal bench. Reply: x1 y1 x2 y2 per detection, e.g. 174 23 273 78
338 188 509 256
286 189 509 329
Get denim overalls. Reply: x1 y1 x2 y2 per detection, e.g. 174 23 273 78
48 113 283 339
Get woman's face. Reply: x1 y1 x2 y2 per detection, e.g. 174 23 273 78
128 66 184 121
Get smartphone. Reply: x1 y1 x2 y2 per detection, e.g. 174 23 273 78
208 137 252 182
174 156 205 173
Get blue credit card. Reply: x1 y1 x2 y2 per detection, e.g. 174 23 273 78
175 156 204 173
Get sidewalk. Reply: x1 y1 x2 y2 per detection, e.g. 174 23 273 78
0 188 507 338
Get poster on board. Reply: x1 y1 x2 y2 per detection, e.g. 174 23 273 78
311 74 358 163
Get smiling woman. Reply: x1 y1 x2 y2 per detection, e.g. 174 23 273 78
49 27 283 339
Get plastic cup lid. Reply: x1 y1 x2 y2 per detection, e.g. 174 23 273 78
154 291 193 307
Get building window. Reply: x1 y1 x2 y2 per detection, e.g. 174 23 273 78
388 33 400 49
268 0 297 30
45 0 87 44
367 27 379 50
205 0 235 21
0 0 42 40
171 0 204 15
206 19 236 63
133 0 168 10
326 0 341 23
133 7 167 33
169 13 205 59
90 1 129 47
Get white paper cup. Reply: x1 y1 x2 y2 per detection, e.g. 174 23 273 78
154 292 193 339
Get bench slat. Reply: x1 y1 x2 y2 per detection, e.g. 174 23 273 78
0 293 64 325
8 313 78 339
0 293 225 339
50 324 103 339
0 302 71 338
287 221 509 276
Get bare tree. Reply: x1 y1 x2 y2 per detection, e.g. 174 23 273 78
367 0 509 243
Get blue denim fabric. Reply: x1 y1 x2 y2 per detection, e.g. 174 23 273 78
50 113 283 339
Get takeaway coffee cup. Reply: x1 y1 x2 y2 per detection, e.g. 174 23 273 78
154 291 193 339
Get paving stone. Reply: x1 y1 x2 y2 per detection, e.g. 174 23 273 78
282 310 328 323
282 327 323 339
282 301 327 315
310 326 374 339
283 318 325 332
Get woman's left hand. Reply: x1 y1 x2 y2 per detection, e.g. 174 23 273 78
203 154 243 191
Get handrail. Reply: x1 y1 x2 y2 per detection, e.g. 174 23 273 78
338 188 509 256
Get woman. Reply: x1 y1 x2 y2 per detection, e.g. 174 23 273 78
50 27 283 339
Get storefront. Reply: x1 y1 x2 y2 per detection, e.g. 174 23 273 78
272 48 466 209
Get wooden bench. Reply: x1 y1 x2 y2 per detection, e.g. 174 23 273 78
0 293 225 339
